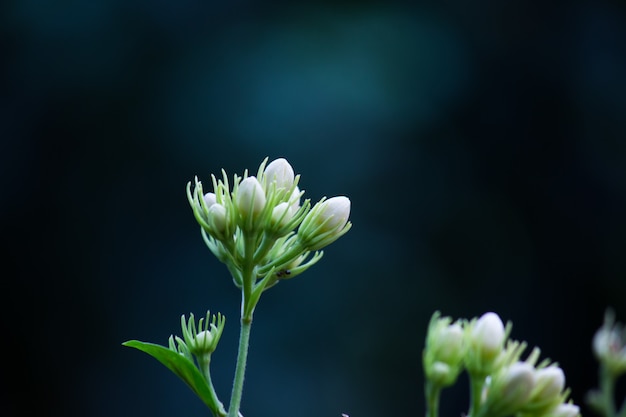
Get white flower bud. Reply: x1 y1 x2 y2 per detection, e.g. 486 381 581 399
592 313 626 376
237 176 266 220
500 362 536 405
264 158 295 190
208 203 227 235
203 192 217 208
472 312 506 363
593 327 625 362
593 328 612 360
271 202 295 230
193 330 214 351
435 323 465 364
181 312 225 357
314 196 351 233
487 362 535 417
427 361 453 387
526 366 565 411
423 314 465 387
298 196 351 250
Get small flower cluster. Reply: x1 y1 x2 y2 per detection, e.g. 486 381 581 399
187 157 351 291
592 309 626 377
423 312 580 417
587 309 626 417
169 311 226 360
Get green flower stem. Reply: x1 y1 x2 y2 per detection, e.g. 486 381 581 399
197 354 227 417
467 373 486 417
424 382 441 417
240 232 259 321
600 365 617 417
228 317 252 417
228 233 258 417
252 233 276 264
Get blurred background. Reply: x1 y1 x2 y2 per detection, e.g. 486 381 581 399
3 0 626 416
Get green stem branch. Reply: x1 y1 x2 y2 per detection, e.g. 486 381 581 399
467 373 486 417
600 365 616 417
228 232 258 417
198 354 227 417
425 382 441 417
227 317 252 417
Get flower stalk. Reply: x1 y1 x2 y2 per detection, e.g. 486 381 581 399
125 157 351 417
587 309 626 417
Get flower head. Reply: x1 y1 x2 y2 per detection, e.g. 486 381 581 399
593 309 626 376
483 362 536 417
207 203 228 237
465 312 506 376
187 156 351 291
236 176 266 230
423 312 466 387
263 158 295 191
473 312 506 359
180 311 226 357
522 366 566 414
270 202 295 230
187 177 235 242
297 196 352 251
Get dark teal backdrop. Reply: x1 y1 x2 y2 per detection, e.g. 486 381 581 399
2 0 626 416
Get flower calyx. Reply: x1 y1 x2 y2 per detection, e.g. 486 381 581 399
423 311 466 387
297 196 352 251
180 311 226 358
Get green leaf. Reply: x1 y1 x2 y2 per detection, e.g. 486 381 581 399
123 340 225 416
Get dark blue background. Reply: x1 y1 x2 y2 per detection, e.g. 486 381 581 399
3 0 626 416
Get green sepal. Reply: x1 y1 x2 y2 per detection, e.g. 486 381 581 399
122 340 226 416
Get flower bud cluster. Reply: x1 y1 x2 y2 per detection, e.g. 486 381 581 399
423 312 466 387
187 157 351 290
465 312 507 377
297 196 352 251
592 309 626 377
482 358 572 417
587 309 626 417
423 312 579 417
168 311 226 361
